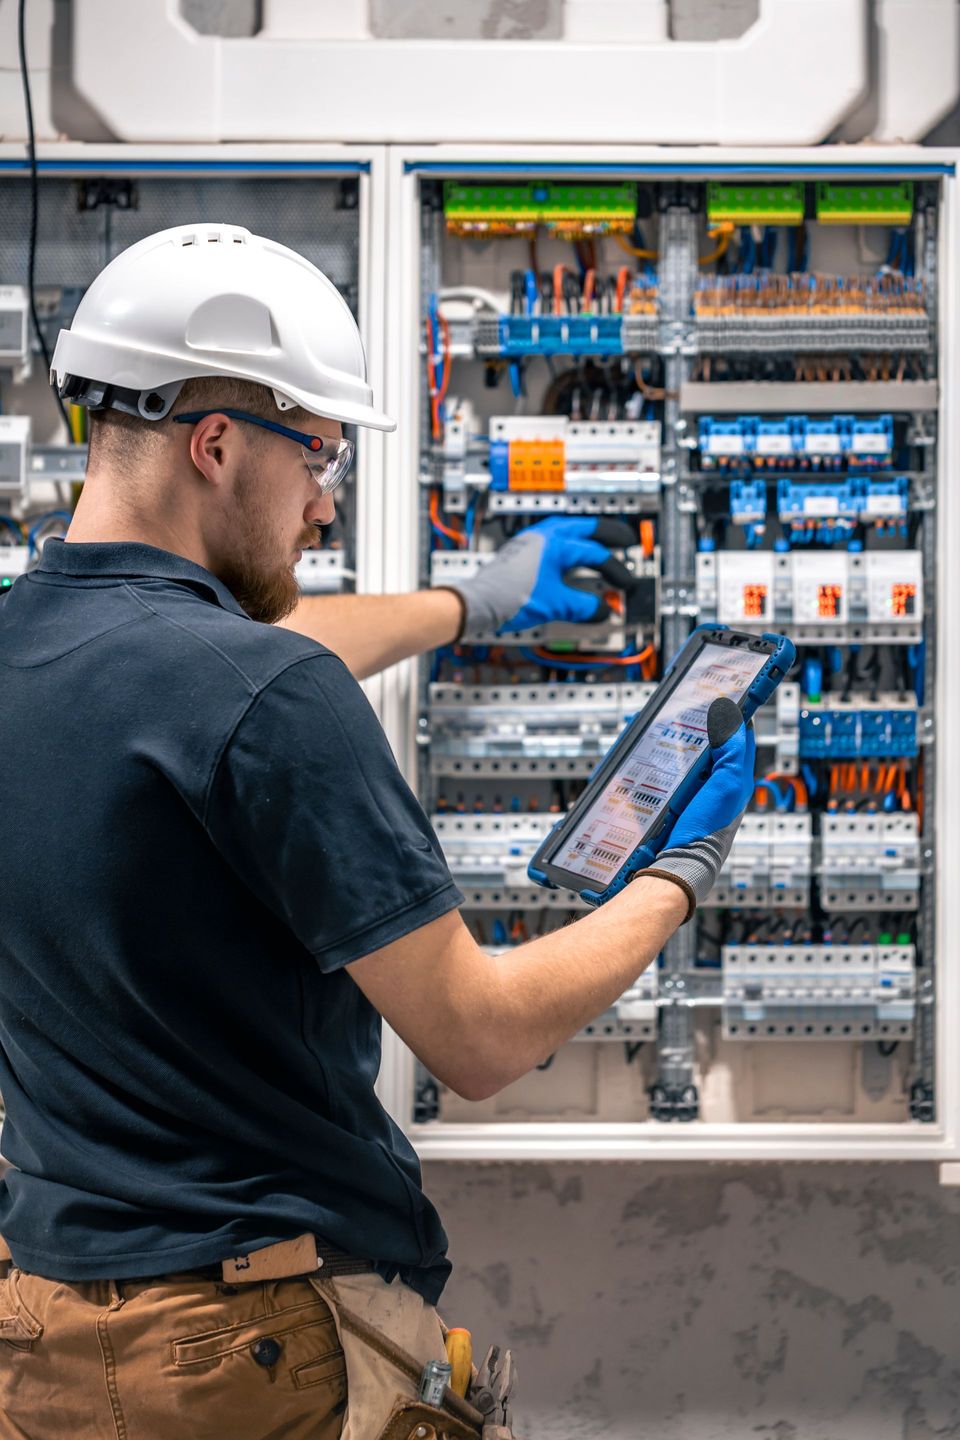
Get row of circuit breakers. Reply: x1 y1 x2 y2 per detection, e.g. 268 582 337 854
422 310 926 1061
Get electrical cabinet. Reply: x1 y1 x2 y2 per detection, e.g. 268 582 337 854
378 146 959 1162
0 143 387 635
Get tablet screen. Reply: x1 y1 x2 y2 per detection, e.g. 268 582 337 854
551 641 768 886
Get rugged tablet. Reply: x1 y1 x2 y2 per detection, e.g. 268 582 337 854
528 624 796 905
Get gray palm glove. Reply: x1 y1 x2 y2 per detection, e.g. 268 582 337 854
645 697 757 920
445 517 637 639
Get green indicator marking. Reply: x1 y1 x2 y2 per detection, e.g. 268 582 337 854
443 181 636 225
815 181 914 226
706 182 805 226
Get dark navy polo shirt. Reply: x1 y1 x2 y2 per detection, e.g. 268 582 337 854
0 539 462 1302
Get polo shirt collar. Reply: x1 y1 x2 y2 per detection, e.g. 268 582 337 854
39 539 249 618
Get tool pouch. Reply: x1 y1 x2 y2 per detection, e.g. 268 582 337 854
375 1396 480 1440
308 1275 486 1440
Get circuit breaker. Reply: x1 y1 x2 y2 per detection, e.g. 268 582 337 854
379 147 954 1161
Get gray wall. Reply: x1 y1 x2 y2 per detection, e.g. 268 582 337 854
425 1162 960 1437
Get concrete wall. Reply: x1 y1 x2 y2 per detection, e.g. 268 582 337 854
425 1162 960 1437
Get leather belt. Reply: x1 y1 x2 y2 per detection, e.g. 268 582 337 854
127 1233 376 1287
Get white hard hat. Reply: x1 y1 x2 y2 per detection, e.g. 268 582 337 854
51 222 395 431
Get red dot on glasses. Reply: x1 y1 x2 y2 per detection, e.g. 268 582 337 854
309 437 322 451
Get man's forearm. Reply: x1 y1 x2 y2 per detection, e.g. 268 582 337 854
350 875 687 1102
278 588 463 679
479 876 686 1091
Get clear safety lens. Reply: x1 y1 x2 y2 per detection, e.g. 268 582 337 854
301 436 355 494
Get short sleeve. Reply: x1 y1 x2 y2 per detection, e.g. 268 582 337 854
204 654 462 971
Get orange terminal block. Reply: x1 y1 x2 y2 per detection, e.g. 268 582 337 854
508 438 565 491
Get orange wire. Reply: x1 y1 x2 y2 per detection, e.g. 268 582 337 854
424 312 440 441
424 312 453 442
532 644 656 668
615 265 631 314
581 268 596 311
437 312 452 409
614 233 658 261
429 489 466 548
639 519 655 558
553 264 565 316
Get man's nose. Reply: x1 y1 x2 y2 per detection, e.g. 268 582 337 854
306 490 336 527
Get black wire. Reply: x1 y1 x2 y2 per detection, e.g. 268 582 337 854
18 0 72 437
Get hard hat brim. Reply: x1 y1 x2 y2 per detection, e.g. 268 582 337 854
271 382 397 434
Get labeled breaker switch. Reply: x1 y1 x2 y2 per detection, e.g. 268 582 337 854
819 813 921 910
0 286 30 379
722 944 916 1040
697 548 923 643
0 415 31 500
707 814 813 909
427 681 656 777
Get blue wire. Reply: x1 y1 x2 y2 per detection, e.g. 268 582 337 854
0 516 25 542
27 510 72 554
508 362 524 399
430 520 453 550
754 778 792 812
764 229 778 268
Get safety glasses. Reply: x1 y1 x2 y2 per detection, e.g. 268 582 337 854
173 408 355 495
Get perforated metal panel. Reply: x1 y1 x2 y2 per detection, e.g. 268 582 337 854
0 174 360 314
108 178 359 308
0 179 108 287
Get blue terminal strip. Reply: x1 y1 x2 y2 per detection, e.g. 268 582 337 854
776 475 909 543
799 704 918 759
496 313 623 357
489 439 510 489
730 479 767 525
699 414 894 471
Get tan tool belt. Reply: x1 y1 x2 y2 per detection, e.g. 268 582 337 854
0 1234 509 1439
308 1272 489 1440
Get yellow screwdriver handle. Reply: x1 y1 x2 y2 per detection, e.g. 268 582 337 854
444 1328 472 1397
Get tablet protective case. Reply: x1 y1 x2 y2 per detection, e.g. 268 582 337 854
528 623 796 906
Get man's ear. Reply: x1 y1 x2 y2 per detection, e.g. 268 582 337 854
187 413 233 485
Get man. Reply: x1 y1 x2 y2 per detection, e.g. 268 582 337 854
0 225 753 1440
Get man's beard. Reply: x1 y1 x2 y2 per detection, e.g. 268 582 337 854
219 464 315 625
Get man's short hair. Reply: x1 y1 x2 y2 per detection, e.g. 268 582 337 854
86 377 310 469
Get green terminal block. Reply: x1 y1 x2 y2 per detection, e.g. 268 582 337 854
443 181 636 229
816 181 914 225
706 182 805 227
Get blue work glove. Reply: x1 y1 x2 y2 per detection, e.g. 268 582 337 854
644 697 757 920
447 517 637 638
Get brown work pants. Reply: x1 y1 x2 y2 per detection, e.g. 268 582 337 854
0 1266 347 1440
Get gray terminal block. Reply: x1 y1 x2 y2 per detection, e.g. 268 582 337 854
722 944 916 1041
426 680 656 778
